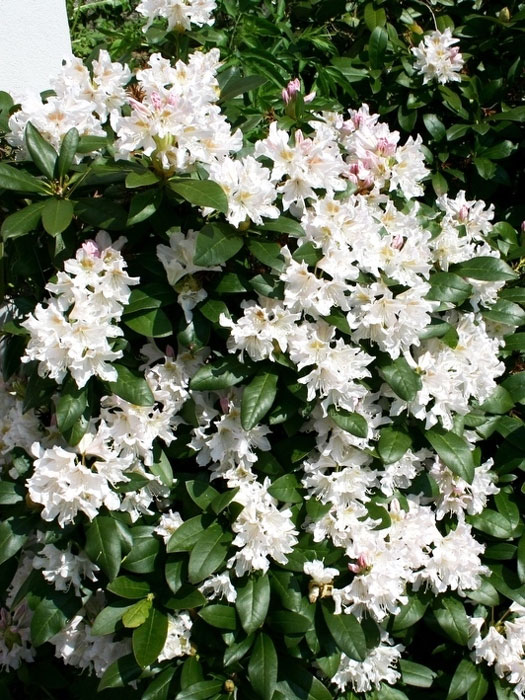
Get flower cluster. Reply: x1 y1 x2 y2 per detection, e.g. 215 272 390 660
136 0 217 32
412 28 464 85
22 232 138 387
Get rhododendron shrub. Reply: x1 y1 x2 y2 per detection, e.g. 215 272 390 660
0 2 524 700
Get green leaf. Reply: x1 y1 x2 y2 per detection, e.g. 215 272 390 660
483 300 525 326
0 481 24 505
198 604 237 630
425 427 475 483
248 633 278 700
479 140 516 160
85 516 122 581
210 487 240 515
133 606 169 668
150 449 173 487
56 377 88 433
167 514 213 553
427 272 473 304
127 188 161 226
142 667 176 700
241 372 278 430
321 606 367 661
122 527 160 574
377 427 412 465
75 197 127 231
190 357 250 391
176 681 224 700
423 113 446 142
165 585 206 610
267 473 303 503
193 222 243 265
479 386 515 414
122 597 153 628
267 610 312 635
277 660 332 700
125 170 160 188
451 257 518 282
369 26 388 69
25 122 58 179
107 575 151 600
224 633 255 667
248 240 285 272
473 157 497 180
0 518 31 566
392 593 429 632
446 124 470 141
106 363 155 406
399 660 435 688
1 201 46 240
185 480 219 510
57 128 79 180
467 675 489 700
236 575 271 635
432 172 448 196
292 242 322 266
364 3 386 30
258 216 305 237
432 597 470 646
91 601 134 635
30 593 79 647
169 179 228 214
124 283 176 315
327 406 368 438
98 654 142 691
469 509 516 539
124 307 173 338
447 659 479 700
188 523 230 584
378 356 422 401
0 163 47 194
220 74 267 101
517 534 525 584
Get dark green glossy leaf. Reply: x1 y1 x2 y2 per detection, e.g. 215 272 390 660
425 427 475 483
169 178 228 214
85 516 122 581
132 606 169 668
106 363 155 406
1 200 46 240
378 427 411 465
378 356 422 401
25 122 58 179
241 372 278 430
236 575 271 635
188 523 230 584
198 604 237 630
248 633 278 700
321 606 367 661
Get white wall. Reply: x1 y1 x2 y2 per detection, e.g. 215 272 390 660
0 0 72 97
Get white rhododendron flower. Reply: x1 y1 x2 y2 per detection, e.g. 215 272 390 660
412 28 464 84
137 0 217 32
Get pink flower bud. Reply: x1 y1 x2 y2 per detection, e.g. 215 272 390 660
348 553 369 574
282 78 301 104
219 396 230 414
391 234 404 250
82 240 101 257
304 91 316 103
377 137 396 156
165 344 175 358
458 205 469 222
151 91 163 111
